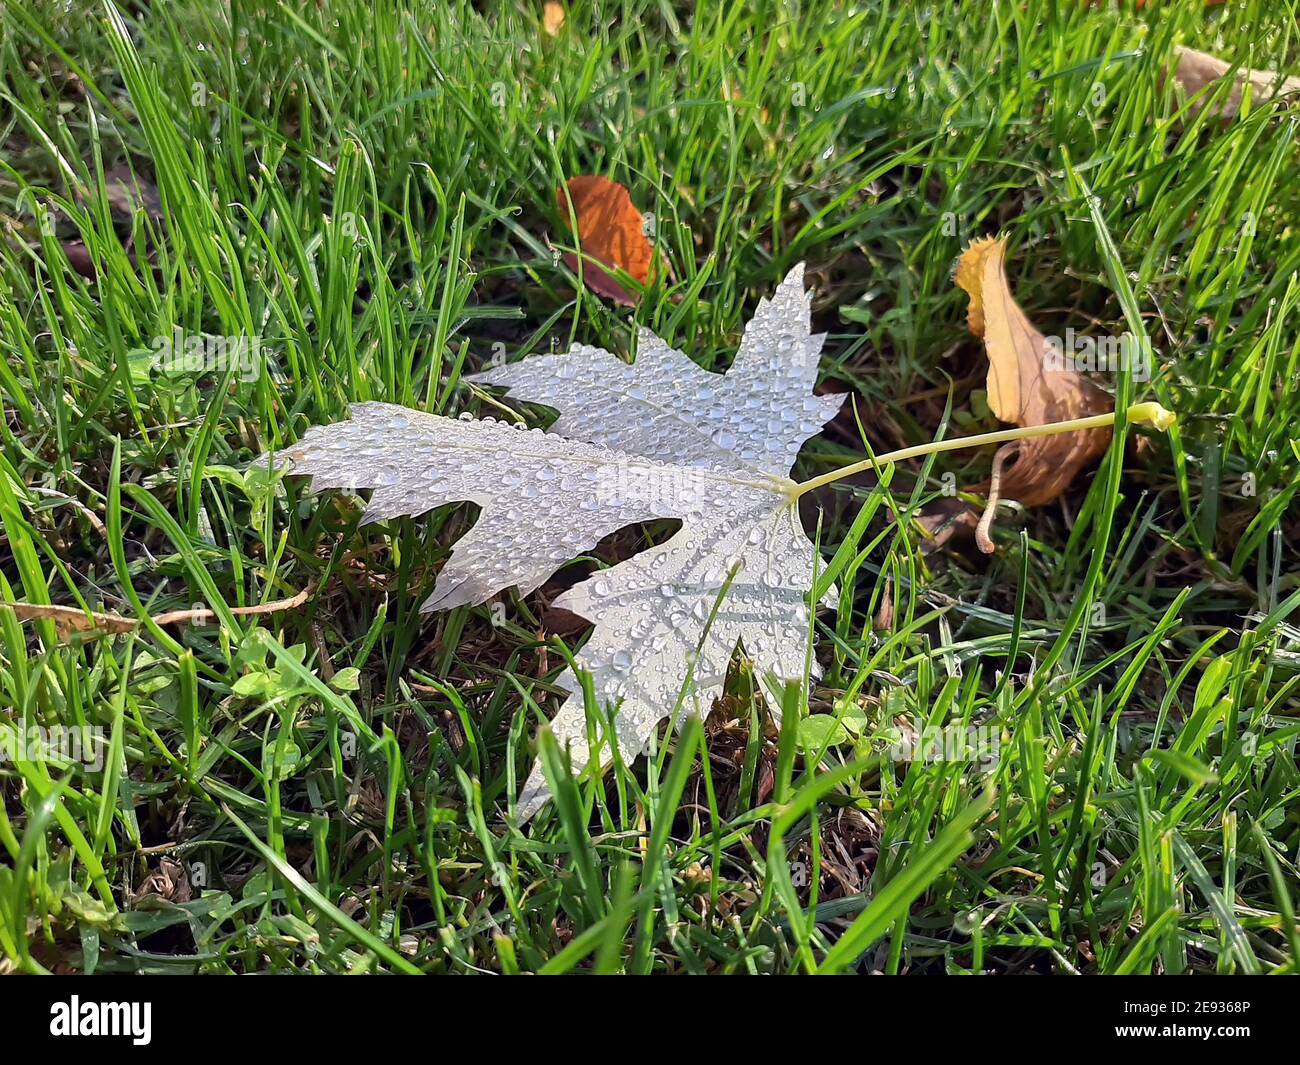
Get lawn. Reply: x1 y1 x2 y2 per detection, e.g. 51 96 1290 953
1 0 1298 975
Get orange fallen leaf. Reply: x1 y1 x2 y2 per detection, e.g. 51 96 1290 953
542 2 565 36
921 237 1112 550
1172 46 1300 120
556 175 655 306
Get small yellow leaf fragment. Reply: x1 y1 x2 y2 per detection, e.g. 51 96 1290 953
543 2 565 36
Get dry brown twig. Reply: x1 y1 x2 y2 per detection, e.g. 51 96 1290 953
4 583 315 642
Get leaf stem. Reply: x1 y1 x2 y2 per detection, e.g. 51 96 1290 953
788 402 1176 501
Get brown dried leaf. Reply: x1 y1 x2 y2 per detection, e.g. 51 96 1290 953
61 241 97 279
132 859 193 906
954 235 1112 509
1172 46 1300 121
556 175 654 306
100 165 163 222
919 237 1112 550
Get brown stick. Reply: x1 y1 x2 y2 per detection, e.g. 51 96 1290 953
5 583 314 640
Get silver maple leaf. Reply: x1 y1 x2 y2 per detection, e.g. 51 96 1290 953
270 264 846 819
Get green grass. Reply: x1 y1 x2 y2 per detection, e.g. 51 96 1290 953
1 0 1298 974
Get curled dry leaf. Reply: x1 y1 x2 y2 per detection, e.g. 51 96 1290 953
556 175 655 305
132 858 192 906
1172 46 1300 121
957 236 1113 507
920 236 1112 549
